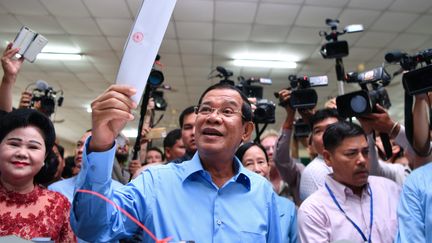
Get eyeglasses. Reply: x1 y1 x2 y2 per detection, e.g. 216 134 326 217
194 105 245 119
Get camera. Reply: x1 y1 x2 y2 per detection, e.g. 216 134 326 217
336 67 391 118
385 48 432 95
148 55 167 111
319 19 363 59
29 80 64 117
275 75 328 110
237 76 275 124
294 118 311 138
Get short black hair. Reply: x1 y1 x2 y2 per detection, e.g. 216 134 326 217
197 83 253 122
163 128 182 148
323 121 367 152
235 142 269 163
54 143 65 159
179 106 196 128
0 109 56 155
62 156 76 179
309 108 342 129
147 146 165 161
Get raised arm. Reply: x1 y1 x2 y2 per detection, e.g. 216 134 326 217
0 43 24 112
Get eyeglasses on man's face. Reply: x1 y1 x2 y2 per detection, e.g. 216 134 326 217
194 105 245 119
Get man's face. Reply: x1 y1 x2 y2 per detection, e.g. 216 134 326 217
312 117 339 155
145 150 163 164
261 135 278 165
74 131 91 169
323 135 370 189
165 139 185 161
195 88 252 156
181 113 197 154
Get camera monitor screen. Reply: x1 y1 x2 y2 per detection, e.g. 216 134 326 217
403 65 432 95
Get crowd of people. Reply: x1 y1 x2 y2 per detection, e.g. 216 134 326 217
1 36 432 243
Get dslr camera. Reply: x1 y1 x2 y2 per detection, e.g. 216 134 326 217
385 48 432 95
275 75 328 110
237 76 275 124
336 67 391 118
148 55 167 111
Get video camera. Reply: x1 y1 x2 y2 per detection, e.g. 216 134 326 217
275 75 328 110
293 118 311 138
336 67 392 118
148 54 167 111
319 19 363 59
385 48 432 95
237 76 275 124
28 80 64 117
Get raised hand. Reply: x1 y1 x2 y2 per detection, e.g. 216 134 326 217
89 85 137 152
1 42 24 81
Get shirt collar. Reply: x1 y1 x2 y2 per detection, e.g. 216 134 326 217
180 152 251 190
325 175 371 203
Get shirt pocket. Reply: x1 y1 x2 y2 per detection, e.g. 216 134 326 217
240 231 266 242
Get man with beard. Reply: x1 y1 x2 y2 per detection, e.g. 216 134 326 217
112 133 131 184
298 121 400 242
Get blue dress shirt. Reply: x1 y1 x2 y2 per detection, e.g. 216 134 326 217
396 162 432 242
276 195 297 243
71 138 282 243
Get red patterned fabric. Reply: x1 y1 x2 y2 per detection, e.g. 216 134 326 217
0 183 76 242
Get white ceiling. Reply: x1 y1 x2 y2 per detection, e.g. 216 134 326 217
1 0 432 145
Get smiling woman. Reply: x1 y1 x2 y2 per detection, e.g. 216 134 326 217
0 109 76 242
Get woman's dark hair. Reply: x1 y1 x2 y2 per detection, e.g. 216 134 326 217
62 156 76 179
323 121 367 152
0 109 56 154
235 142 269 163
197 83 253 122
0 109 56 185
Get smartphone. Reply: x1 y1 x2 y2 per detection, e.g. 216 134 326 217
24 34 48 62
12 26 36 56
145 127 167 139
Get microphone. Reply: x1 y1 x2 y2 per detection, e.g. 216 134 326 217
35 80 50 91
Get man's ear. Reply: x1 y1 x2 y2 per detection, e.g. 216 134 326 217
242 121 255 143
323 149 332 167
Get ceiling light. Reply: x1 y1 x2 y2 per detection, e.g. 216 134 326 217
38 53 83 61
122 129 138 138
233 59 297 69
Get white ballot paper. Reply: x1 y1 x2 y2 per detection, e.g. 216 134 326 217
116 0 177 103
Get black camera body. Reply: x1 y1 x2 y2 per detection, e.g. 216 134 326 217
336 67 391 118
31 87 63 117
386 49 432 95
236 77 275 124
276 75 328 110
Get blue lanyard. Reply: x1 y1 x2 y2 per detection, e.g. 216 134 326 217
325 182 373 243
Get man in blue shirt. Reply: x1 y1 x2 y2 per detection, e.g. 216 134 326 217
396 162 432 242
71 83 282 242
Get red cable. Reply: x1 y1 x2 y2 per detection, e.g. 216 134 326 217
77 189 172 243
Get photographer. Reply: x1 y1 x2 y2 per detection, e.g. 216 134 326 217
273 88 307 206
0 43 24 113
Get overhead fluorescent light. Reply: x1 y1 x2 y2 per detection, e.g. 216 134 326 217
122 129 138 138
38 53 83 61
233 59 297 69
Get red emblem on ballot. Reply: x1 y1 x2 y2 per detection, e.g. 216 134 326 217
132 32 144 43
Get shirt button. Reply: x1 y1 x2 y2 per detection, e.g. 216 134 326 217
216 220 222 225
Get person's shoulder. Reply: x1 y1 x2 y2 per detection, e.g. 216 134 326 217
403 162 432 190
48 176 76 190
276 195 296 212
299 187 328 211
409 162 432 177
368 175 401 193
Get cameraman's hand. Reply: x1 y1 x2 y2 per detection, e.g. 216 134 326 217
358 104 396 135
89 85 137 152
1 43 24 82
19 91 32 108
247 97 257 112
278 89 294 114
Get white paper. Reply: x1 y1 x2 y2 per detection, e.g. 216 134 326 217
115 0 177 103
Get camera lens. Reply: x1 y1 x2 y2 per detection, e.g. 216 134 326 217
350 95 367 113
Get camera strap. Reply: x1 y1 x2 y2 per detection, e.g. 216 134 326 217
325 182 373 243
